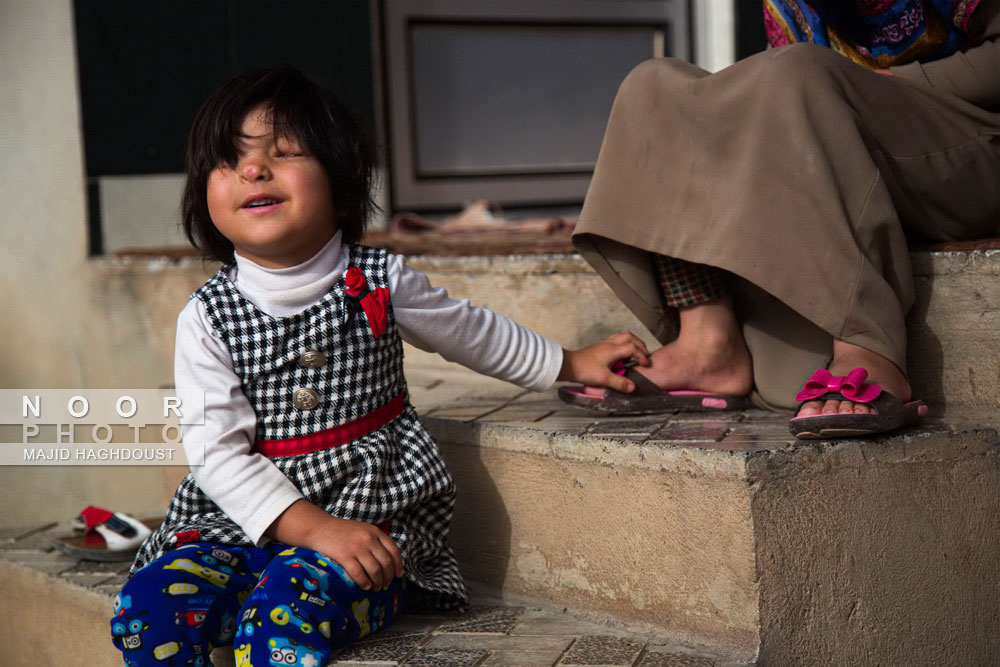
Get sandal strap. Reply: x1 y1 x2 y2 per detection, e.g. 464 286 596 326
78 506 152 550
621 367 666 396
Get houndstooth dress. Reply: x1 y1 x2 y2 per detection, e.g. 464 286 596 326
131 245 466 610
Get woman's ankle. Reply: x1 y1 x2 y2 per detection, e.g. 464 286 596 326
829 339 910 401
636 297 753 395
674 296 748 360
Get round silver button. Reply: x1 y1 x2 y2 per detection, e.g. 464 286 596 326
292 388 320 410
298 350 327 368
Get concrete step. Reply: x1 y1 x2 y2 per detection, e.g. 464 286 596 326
2 371 996 665
0 526 747 667
402 249 1000 424
404 368 1000 666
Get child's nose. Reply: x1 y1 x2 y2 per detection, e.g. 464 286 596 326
240 159 270 181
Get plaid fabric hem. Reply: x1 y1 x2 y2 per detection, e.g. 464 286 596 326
656 255 729 308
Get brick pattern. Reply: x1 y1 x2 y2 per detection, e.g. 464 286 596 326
0 523 751 667
416 377 799 454
0 375 796 667
326 605 739 666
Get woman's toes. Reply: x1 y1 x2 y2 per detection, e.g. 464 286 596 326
797 400 822 417
797 399 878 417
822 399 841 415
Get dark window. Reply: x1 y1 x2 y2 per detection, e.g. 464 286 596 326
73 0 374 253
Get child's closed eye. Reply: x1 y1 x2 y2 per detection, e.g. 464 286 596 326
273 141 306 158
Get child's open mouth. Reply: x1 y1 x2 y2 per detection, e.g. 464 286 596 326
241 195 284 213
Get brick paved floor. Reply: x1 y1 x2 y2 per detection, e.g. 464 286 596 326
0 522 751 666
3 367 965 666
407 366 799 453
405 365 959 455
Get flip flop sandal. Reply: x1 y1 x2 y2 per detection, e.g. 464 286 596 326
54 506 160 561
789 367 928 440
558 365 752 415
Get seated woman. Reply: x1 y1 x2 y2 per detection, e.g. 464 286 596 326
561 0 1000 438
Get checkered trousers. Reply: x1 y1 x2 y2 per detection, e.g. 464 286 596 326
655 255 730 308
131 245 467 611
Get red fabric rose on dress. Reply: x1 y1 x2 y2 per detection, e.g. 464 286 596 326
344 266 367 297
344 266 390 338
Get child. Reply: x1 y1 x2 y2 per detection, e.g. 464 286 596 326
110 66 649 667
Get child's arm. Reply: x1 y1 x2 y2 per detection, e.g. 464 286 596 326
176 301 305 542
390 256 649 391
264 500 403 591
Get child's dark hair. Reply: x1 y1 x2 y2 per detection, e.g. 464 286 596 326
182 66 375 264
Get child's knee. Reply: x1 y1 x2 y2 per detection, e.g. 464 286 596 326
110 544 250 664
110 583 213 666
238 547 352 650
270 545 361 596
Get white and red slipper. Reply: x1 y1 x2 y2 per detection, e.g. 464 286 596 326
54 506 159 561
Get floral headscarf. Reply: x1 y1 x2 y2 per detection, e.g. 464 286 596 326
764 0 983 68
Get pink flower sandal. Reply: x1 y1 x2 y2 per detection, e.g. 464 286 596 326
789 368 928 440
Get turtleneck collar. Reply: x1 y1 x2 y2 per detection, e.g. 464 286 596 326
229 230 347 317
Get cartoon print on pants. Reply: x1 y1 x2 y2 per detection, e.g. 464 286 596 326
163 557 230 588
113 592 132 615
267 636 323 667
174 608 209 628
270 602 314 635
284 557 332 593
238 604 264 639
163 582 200 596
290 574 332 608
112 611 149 652
371 600 387 633
351 599 371 638
234 642 253 667
189 642 208 666
215 611 237 644
152 639 182 662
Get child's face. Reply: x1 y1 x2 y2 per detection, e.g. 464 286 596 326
206 106 337 268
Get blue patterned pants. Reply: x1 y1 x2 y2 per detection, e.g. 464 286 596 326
110 541 405 667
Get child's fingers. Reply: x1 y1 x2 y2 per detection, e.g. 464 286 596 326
380 533 405 578
371 545 399 589
633 338 651 363
606 332 650 365
342 558 373 591
620 333 650 363
357 552 386 591
608 342 649 369
605 370 636 393
628 342 650 366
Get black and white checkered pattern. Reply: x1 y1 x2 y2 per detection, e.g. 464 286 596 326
132 245 467 610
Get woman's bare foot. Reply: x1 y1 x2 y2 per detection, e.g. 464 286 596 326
612 295 754 397
796 340 911 417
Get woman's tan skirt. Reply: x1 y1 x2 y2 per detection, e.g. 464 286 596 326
574 43 1000 410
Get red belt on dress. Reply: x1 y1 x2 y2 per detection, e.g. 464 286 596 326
254 392 405 457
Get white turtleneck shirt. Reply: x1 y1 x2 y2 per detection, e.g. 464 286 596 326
174 231 562 544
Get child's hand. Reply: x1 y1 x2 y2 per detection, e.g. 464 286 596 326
307 516 404 591
558 331 650 392
266 500 403 590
